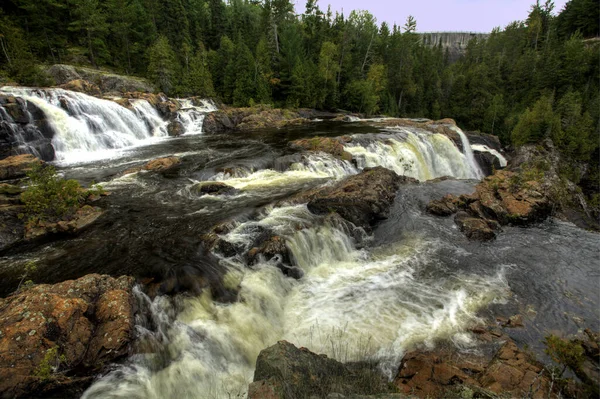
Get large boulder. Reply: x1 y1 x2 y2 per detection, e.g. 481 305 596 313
0 154 42 181
166 120 185 137
201 107 311 134
0 274 135 398
190 182 237 196
143 156 181 172
249 341 396 399
307 167 417 231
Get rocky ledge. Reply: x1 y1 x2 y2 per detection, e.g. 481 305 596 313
0 274 135 398
288 136 354 162
249 341 402 399
202 107 312 134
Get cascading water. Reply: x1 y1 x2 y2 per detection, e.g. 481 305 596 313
0 87 217 164
175 99 218 135
344 127 483 181
472 144 508 167
82 201 509 398
0 87 168 163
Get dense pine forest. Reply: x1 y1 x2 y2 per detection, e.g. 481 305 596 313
0 0 598 159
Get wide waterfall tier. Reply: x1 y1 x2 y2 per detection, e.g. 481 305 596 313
344 126 483 181
0 87 216 164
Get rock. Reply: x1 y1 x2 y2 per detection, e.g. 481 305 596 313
24 206 104 241
474 150 503 177
0 154 42 181
191 182 236 196
247 236 296 277
454 211 497 241
143 156 181 172
289 137 353 162
202 111 235 134
59 79 102 96
394 329 555 399
307 167 416 231
46 64 155 94
0 204 25 251
426 194 459 216
166 120 185 137
249 341 395 399
0 274 135 398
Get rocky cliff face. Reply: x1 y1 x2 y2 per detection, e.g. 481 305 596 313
420 32 490 62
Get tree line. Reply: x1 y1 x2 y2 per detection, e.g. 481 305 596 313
0 0 598 161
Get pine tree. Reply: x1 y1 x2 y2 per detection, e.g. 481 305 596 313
147 36 179 95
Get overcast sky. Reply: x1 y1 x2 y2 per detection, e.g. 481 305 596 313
294 0 570 32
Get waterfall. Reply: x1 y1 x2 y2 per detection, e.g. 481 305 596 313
0 87 217 163
452 126 484 179
472 144 508 167
175 99 218 135
344 126 482 181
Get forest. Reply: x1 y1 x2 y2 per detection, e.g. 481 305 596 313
0 0 598 161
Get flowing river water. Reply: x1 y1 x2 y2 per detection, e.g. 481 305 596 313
0 88 598 398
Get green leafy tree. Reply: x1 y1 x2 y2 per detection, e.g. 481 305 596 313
511 94 561 146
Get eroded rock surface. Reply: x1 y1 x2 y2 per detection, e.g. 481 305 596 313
0 154 42 181
249 341 398 399
288 136 354 161
0 274 135 398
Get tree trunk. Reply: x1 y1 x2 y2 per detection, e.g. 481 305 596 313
87 29 97 69
0 37 11 67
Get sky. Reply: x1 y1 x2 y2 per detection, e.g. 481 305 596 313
294 0 570 33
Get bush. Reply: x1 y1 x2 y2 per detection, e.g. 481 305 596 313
20 163 103 224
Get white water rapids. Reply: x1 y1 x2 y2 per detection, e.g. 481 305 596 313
82 204 508 399
0 87 216 164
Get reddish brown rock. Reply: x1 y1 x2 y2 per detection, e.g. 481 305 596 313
0 274 135 398
394 330 556 399
454 211 498 241
0 155 43 181
426 194 459 216
24 205 103 240
59 79 102 97
143 156 181 172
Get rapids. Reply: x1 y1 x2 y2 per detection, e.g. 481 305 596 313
0 91 597 398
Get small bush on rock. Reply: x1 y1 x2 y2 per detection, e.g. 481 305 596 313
20 163 103 224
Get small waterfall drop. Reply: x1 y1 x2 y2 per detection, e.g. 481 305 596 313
472 144 508 167
452 126 484 179
175 99 217 135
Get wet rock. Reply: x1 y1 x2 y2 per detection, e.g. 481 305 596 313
454 211 497 241
59 79 102 97
202 111 235 134
474 150 503 176
166 120 185 137
0 204 25 252
394 330 556 399
307 167 417 231
191 182 237 196
288 136 353 161
24 205 104 240
0 154 42 181
248 236 291 266
249 341 396 399
143 156 181 172
426 194 459 216
0 274 135 398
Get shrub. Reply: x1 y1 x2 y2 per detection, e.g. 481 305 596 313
20 163 103 224
544 334 585 377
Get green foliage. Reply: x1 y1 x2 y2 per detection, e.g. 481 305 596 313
20 163 102 225
35 347 66 380
511 94 561 146
544 334 585 377
147 36 178 95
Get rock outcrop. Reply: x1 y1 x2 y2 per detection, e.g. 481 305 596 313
143 156 181 172
190 182 237 196
0 274 135 398
202 107 310 134
59 79 102 97
307 167 417 231
288 136 354 161
45 64 155 94
0 154 42 181
249 341 398 399
427 169 552 240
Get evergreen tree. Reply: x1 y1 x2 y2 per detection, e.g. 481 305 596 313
147 36 179 94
